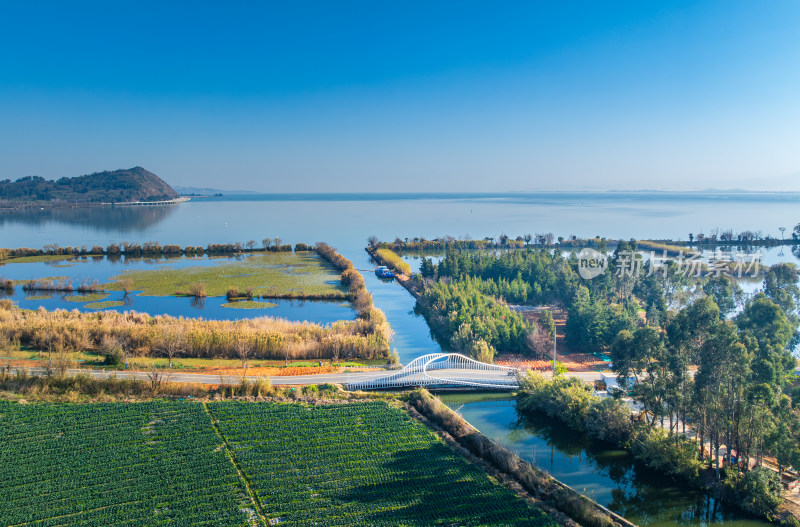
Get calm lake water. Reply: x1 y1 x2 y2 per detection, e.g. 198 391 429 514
1 193 796 525
449 398 769 527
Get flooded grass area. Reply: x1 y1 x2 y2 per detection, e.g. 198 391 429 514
0 253 354 323
106 251 346 297
0 254 83 264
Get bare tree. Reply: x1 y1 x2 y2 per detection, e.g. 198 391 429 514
146 366 169 393
119 278 134 296
331 340 341 364
262 237 272 249
272 237 282 248
246 240 257 250
234 338 254 376
158 326 188 369
53 342 73 378
367 235 379 248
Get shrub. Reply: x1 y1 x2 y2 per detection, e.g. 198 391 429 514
0 277 14 292
720 467 784 517
517 372 592 431
630 428 703 480
226 287 240 300
252 377 272 397
189 283 207 298
340 268 365 292
104 348 124 366
585 397 633 445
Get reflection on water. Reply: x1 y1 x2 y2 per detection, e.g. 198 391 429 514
0 204 178 233
451 398 768 527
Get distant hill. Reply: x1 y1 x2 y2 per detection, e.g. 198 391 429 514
0 167 180 204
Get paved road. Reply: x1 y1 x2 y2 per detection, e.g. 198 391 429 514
9 367 603 388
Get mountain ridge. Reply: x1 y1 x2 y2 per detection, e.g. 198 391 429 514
0 167 180 205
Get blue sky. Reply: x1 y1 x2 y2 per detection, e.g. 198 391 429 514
1 1 799 191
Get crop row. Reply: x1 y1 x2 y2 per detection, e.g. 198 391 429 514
0 401 250 527
1 400 557 526
208 401 556 527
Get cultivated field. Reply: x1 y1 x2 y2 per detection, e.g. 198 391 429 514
0 400 555 526
0 400 251 526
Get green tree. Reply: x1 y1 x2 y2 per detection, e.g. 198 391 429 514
703 276 742 319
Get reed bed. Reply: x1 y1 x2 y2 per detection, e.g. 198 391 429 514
635 240 692 256
315 242 354 271
0 299 391 361
375 248 412 275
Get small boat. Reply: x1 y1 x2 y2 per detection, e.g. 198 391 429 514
375 266 395 279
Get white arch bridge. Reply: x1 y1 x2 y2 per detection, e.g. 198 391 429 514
345 353 520 391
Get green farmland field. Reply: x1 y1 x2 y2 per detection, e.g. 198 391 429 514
210 401 555 526
0 400 251 526
0 400 556 526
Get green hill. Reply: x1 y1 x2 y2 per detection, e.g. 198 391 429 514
0 167 180 204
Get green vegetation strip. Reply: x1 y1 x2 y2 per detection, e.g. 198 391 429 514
85 300 125 310
208 401 556 526
0 254 78 264
221 300 278 309
64 293 109 303
108 252 344 297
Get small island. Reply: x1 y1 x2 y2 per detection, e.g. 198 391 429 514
0 166 183 209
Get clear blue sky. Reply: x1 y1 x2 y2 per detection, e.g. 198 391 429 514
1 1 799 192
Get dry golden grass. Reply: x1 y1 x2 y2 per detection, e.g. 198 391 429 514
0 299 391 361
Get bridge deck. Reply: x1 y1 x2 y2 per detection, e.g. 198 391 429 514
345 353 520 390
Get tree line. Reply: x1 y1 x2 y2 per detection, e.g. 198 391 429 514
411 238 800 520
